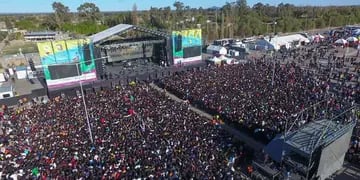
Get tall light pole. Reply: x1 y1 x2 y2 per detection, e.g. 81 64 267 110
262 20 277 36
39 56 108 144
76 62 94 144
271 50 276 86
270 20 277 87
272 20 277 35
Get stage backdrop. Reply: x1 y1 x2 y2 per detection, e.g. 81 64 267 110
37 39 97 89
172 29 202 65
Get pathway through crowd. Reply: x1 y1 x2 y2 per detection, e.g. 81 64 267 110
150 83 265 152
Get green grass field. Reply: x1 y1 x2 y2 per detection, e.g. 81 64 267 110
1 41 38 55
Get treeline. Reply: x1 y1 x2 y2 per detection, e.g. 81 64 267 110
2 0 360 41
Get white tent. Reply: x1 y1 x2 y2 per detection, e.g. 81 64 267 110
335 39 347 44
267 34 309 50
206 45 227 55
346 37 358 42
208 56 221 63
353 29 360 35
316 34 325 39
218 55 234 65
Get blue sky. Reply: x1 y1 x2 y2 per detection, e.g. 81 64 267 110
0 0 359 13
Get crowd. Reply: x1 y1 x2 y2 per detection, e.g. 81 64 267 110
0 83 250 179
0 37 359 179
160 46 359 143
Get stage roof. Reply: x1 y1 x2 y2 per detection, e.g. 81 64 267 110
284 119 355 157
89 24 134 43
89 24 170 44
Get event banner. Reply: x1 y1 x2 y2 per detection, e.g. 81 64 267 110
172 29 202 65
37 39 97 89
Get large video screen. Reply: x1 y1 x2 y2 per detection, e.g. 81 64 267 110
172 29 202 65
106 43 154 62
37 39 97 89
48 64 80 79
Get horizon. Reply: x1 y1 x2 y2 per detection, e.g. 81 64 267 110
0 0 359 13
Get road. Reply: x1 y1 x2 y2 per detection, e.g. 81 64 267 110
150 83 265 152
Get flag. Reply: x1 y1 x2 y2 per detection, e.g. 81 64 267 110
32 167 39 177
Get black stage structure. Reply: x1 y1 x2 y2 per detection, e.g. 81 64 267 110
89 24 172 73
37 24 206 98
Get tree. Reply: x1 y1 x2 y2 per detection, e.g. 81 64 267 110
62 21 107 35
173 1 184 11
52 2 71 29
77 2 101 22
4 16 13 30
15 19 38 30
131 3 139 25
163 6 171 22
173 1 184 18
237 0 248 16
26 1 360 37
253 3 265 15
41 15 58 30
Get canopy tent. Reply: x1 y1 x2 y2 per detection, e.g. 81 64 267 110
267 34 309 50
352 29 360 35
218 55 234 64
315 34 325 39
255 39 275 50
335 38 347 44
208 56 222 64
206 45 227 55
346 37 358 42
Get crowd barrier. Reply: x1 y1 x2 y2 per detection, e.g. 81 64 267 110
0 64 206 107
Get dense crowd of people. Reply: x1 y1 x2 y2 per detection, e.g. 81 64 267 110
0 84 250 179
160 46 359 143
0 32 360 179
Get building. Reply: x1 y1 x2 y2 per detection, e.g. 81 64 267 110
24 31 68 42
0 69 6 82
264 34 310 50
213 38 233 46
206 45 227 55
0 83 14 99
15 66 28 79
248 39 275 51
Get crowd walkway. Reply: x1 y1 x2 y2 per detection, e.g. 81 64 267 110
149 83 265 152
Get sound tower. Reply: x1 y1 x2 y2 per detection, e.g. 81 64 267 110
28 58 36 71
175 34 182 52
83 44 92 66
93 47 104 80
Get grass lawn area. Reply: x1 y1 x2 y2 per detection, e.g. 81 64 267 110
1 40 38 55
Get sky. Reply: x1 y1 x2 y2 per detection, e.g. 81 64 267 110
0 0 359 13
